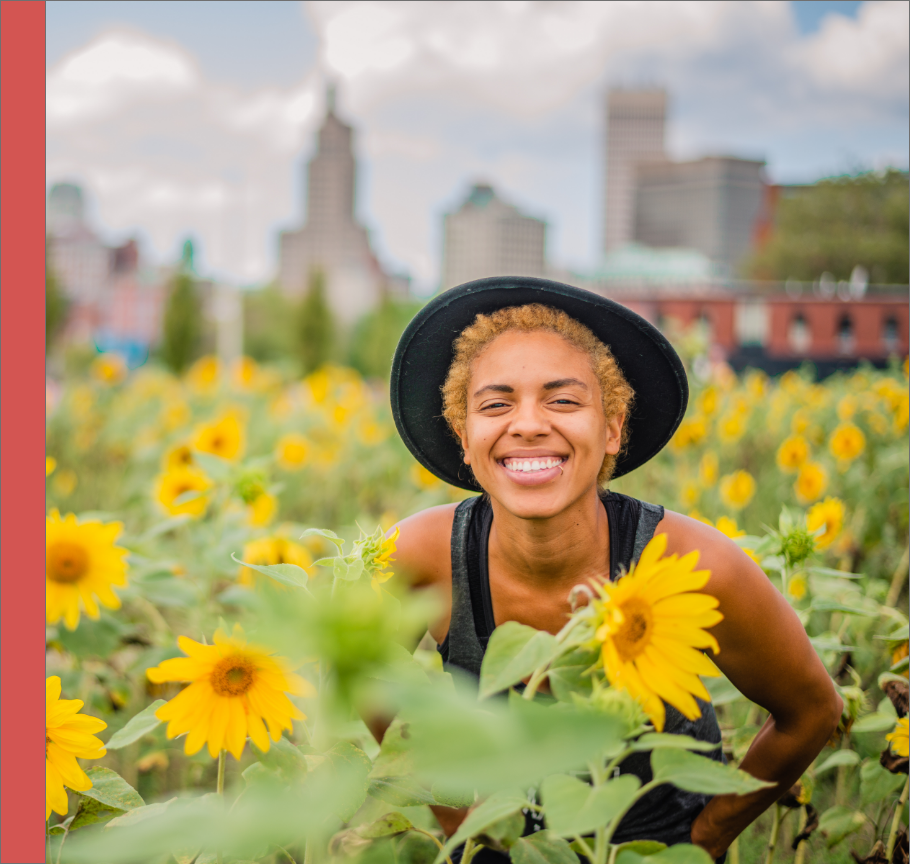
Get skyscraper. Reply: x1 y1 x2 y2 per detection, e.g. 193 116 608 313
278 87 386 324
441 183 546 291
603 89 667 252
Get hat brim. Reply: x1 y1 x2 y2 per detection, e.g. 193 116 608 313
391 276 688 491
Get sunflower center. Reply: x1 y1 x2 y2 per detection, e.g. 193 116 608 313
614 597 653 662
211 657 255 696
48 541 89 583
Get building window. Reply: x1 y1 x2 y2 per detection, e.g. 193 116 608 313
788 313 811 353
837 315 855 355
883 316 900 354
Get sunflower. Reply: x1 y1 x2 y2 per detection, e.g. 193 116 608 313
193 413 245 461
46 511 129 630
787 573 808 601
154 467 213 518
186 355 221 393
47 456 57 476
161 400 191 432
147 625 313 759
238 537 313 588
711 515 760 563
590 533 722 732
276 434 311 471
806 497 845 550
369 527 400 593
776 435 810 473
829 424 866 463
91 353 127 385
886 717 909 758
698 452 718 488
411 463 441 490
163 442 195 471
794 462 827 505
232 356 259 390
671 416 708 450
718 413 745 443
46 676 107 819
247 492 278 527
719 470 756 510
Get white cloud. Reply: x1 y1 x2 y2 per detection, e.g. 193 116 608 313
46 3 908 290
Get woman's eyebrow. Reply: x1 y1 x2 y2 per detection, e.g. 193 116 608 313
543 378 588 390
473 383 515 397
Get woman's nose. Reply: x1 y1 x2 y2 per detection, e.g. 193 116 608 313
508 401 550 438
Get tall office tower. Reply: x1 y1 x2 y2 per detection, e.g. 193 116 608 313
603 88 667 253
278 87 385 324
441 183 546 291
633 157 766 276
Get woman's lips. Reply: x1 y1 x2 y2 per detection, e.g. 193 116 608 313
498 456 566 486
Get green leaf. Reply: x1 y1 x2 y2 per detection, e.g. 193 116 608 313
702 676 742 706
137 515 192 542
615 845 712 864
651 750 773 796
326 741 373 822
368 777 437 807
300 527 345 548
510 831 578 864
876 624 910 643
809 598 874 616
192 451 231 480
541 773 640 837
359 812 414 838
70 797 126 831
368 642 430 686
808 637 855 653
860 759 905 806
806 566 863 579
852 713 900 733
105 701 166 750
481 810 525 849
79 767 144 811
818 805 866 847
612 840 667 856
230 553 309 588
814 749 860 775
892 656 909 675
253 735 308 781
136 576 197 608
480 622 560 699
334 557 364 582
430 782 475 809
628 734 718 754
437 790 529 864
56 614 126 658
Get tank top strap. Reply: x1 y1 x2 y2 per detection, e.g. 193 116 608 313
633 500 665 564
444 495 485 677
602 492 665 580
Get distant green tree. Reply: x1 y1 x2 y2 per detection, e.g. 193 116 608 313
348 295 424 379
296 269 335 375
160 248 203 373
744 169 909 283
46 244 68 352
243 285 295 363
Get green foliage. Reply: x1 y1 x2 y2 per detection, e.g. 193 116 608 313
243 285 296 363
160 265 203 373
296 268 336 375
348 297 425 379
744 169 910 283
46 244 69 351
105 700 166 750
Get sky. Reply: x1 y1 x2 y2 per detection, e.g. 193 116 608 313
46 0 909 293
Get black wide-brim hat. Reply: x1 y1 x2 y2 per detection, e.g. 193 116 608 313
390 276 688 490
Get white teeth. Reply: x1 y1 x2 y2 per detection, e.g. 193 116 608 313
503 457 563 473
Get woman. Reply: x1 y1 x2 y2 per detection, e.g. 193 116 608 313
386 276 841 861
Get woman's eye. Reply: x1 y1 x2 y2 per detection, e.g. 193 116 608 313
552 399 578 405
482 402 509 410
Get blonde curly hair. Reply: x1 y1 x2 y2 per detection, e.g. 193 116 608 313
441 303 635 486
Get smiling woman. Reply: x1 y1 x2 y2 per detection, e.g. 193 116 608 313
385 276 842 861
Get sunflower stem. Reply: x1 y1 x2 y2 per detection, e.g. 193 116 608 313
728 835 740 864
886 543 910 607
793 806 808 864
414 828 454 864
217 748 226 796
573 835 595 861
763 804 782 864
886 776 909 859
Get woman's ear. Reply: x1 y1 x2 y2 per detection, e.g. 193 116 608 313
605 413 624 456
457 428 471 465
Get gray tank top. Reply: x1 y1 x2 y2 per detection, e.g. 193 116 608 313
439 491 724 850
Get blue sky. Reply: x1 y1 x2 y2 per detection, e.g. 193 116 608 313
46 1 908 290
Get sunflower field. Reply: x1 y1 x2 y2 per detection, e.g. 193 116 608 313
45 350 909 864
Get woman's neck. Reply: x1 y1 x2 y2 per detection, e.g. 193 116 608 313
487 487 610 590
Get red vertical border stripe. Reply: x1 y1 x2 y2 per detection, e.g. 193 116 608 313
1 1 46 862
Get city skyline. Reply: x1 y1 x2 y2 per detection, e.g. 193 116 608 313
46 1 909 293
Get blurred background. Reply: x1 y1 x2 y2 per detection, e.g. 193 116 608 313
46 0 909 378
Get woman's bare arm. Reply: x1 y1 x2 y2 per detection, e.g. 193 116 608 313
662 513 842 859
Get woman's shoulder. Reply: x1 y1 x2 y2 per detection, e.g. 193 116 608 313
391 502 461 589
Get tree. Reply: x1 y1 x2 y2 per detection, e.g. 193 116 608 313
160 244 203 373
243 285 295 363
348 295 424 379
295 269 335 375
46 243 68 352
743 169 909 283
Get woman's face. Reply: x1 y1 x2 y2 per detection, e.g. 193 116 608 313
459 329 624 520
